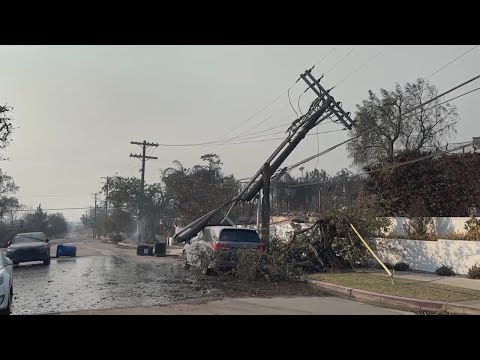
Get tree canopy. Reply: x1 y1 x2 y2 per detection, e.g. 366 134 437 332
347 78 459 167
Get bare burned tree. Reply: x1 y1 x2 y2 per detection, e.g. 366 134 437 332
0 105 14 154
348 78 459 167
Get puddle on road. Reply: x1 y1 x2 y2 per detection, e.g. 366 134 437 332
11 255 323 315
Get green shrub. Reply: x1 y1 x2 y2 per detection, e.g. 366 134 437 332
110 231 123 243
465 216 480 241
394 262 410 271
435 265 455 276
440 231 468 240
377 261 393 269
467 264 480 279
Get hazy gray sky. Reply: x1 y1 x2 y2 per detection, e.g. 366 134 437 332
0 45 478 221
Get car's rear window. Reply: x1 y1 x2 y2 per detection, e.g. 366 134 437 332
13 234 45 244
219 229 260 243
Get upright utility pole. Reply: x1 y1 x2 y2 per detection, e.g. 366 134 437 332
261 163 271 243
91 193 98 238
256 191 262 231
130 140 158 243
101 176 110 236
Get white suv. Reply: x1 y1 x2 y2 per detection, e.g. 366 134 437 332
182 226 265 275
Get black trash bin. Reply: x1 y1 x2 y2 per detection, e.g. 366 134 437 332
153 242 167 257
137 244 153 256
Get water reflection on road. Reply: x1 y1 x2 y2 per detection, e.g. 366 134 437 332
12 254 323 315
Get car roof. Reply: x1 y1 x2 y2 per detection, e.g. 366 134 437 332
16 232 46 239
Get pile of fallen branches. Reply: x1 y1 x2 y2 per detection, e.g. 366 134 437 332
229 193 391 281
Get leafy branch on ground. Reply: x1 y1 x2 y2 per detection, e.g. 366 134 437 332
200 192 392 282
465 215 480 241
394 262 410 271
467 264 480 280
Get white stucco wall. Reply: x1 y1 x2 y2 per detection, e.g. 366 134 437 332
373 238 480 275
260 218 480 275
385 217 476 237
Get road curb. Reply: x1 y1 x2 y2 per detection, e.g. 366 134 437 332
307 279 480 315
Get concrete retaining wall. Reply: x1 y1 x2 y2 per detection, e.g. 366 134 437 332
385 217 477 237
373 238 480 275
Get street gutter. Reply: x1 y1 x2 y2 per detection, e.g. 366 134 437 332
308 279 480 315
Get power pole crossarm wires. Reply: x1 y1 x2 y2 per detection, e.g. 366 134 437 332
181 66 355 243
130 140 159 244
241 68 355 203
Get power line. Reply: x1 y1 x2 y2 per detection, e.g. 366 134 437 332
297 92 304 116
236 116 336 139
192 87 298 155
357 142 474 176
333 48 385 88
152 128 346 148
426 45 479 80
283 74 480 173
197 47 338 154
437 85 480 104
13 205 129 212
288 141 474 188
221 47 347 146
312 47 337 69
227 129 346 146
324 47 357 76
288 87 298 118
13 207 93 212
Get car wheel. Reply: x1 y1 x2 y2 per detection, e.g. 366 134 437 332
43 256 50 266
0 289 11 315
13 263 19 268
182 251 190 269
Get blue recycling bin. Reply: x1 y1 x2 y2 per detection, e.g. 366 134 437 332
56 244 77 257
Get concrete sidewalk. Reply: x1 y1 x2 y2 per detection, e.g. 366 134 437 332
362 268 480 291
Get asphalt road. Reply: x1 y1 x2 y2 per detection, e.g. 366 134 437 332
64 296 412 315
8 237 412 315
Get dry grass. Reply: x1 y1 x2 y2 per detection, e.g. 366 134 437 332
308 272 480 302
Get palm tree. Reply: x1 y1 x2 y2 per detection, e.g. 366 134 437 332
299 167 305 179
163 160 184 177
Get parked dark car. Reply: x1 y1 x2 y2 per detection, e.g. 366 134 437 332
5 232 51 266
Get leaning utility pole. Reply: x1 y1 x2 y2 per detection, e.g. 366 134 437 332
175 66 355 243
130 140 158 243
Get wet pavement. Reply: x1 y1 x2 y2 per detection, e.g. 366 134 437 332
11 248 324 315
